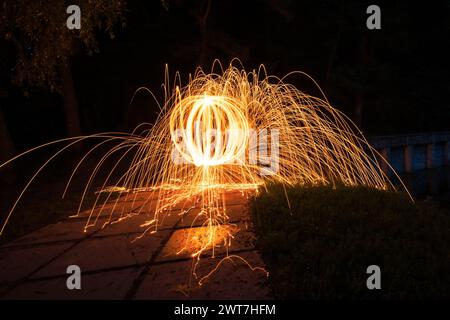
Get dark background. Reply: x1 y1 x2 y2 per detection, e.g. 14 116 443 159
0 1 450 297
1 0 450 153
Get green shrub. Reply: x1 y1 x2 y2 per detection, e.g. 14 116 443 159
252 184 450 299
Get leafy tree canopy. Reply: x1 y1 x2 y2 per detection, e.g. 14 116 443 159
0 0 126 92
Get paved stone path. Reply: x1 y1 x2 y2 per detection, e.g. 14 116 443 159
0 190 271 299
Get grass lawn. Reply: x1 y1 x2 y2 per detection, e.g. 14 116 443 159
252 184 450 299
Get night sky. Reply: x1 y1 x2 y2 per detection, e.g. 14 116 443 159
1 0 449 152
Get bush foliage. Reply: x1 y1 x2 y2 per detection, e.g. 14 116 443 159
252 184 450 299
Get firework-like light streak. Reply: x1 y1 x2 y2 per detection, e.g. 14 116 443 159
0 60 411 286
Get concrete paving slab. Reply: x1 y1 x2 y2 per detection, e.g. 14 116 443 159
177 203 250 228
3 267 142 300
31 231 169 279
134 251 270 299
126 230 172 264
74 199 146 218
5 219 104 246
94 211 180 237
156 222 256 262
94 213 159 237
0 189 271 300
0 243 73 285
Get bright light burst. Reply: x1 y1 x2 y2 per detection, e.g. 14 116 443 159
0 60 410 286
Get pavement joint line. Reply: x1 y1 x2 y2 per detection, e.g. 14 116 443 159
0 213 93 249
0 194 135 246
0 238 80 251
149 247 258 266
0 202 147 299
0 194 249 245
0 217 112 250
0 196 164 249
0 196 254 298
0 207 140 249
13 199 249 227
2 263 144 285
0 218 250 251
59 196 163 222
126 200 250 215
123 217 185 299
124 216 256 299
0 239 86 298
0 248 260 288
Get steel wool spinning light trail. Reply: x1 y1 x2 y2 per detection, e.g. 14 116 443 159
0 60 411 285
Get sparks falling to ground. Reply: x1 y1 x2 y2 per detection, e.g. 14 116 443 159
0 60 410 286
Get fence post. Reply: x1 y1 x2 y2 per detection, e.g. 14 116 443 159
379 147 390 174
403 145 413 173
444 142 449 166
426 143 434 169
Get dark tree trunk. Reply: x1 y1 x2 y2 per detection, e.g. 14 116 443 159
0 107 16 183
60 60 82 138
354 33 370 128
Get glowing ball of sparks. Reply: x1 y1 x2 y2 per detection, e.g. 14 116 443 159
170 95 249 167
0 60 413 289
0 61 412 270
